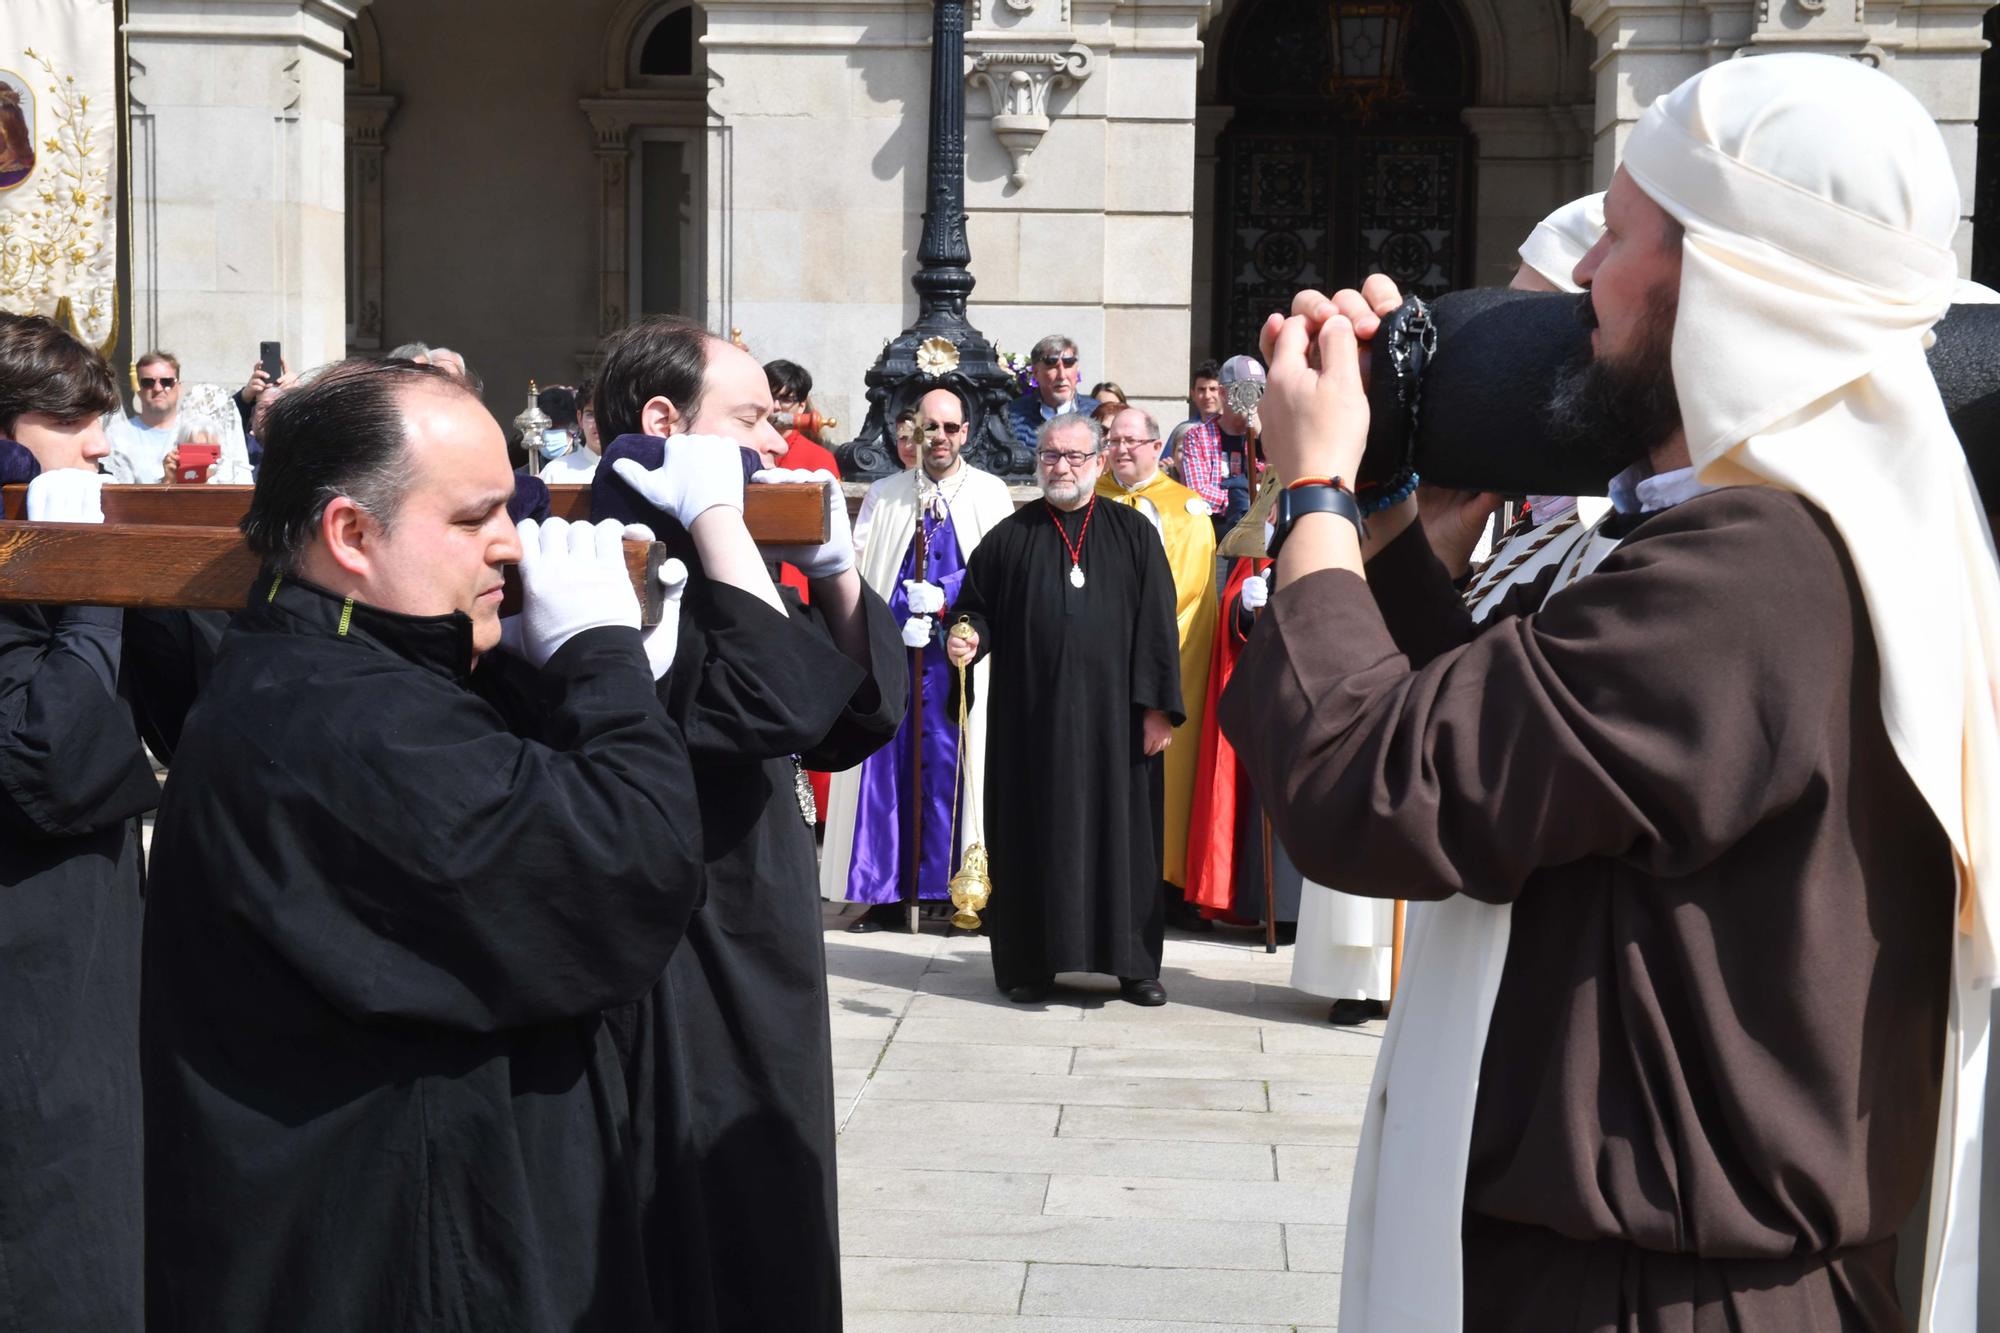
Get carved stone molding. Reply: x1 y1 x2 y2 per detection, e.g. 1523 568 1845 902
964 43 1094 187
343 92 396 348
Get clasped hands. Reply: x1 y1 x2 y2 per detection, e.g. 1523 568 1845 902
1253 273 1406 491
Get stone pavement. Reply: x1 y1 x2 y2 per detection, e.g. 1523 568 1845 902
825 903 1379 1333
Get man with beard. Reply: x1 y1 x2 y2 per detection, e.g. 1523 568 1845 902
1223 54 1999 1330
821 386 1015 931
948 413 1183 1005
142 357 703 1331
587 316 904 1332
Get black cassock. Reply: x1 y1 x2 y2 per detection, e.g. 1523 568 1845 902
592 446 906 1333
956 498 1184 991
0 601 160 1333
142 576 704 1332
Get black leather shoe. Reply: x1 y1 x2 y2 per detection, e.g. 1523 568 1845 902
1327 998 1384 1026
1163 896 1213 934
845 904 905 934
1119 978 1167 1007
1008 981 1053 1004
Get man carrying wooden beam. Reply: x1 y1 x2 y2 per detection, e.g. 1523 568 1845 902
0 312 163 1333
140 357 704 1331
587 316 906 1333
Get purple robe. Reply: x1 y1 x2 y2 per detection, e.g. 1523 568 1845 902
844 504 968 903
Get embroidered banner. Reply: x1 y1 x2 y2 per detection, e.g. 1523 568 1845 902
0 0 119 349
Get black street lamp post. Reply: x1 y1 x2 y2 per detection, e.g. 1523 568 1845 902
835 0 1033 481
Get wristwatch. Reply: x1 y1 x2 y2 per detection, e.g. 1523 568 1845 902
1268 480 1366 559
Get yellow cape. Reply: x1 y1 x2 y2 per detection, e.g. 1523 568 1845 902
1097 470 1217 888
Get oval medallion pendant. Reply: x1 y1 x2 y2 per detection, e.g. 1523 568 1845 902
1069 564 1086 589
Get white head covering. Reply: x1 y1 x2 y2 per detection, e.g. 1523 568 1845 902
1516 192 1605 294
1622 53 2000 1330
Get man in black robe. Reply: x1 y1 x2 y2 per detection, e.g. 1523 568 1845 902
142 358 704 1332
588 317 905 1332
950 413 1183 1006
0 314 160 1333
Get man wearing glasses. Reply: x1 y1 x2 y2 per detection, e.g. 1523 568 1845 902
105 350 186 482
1006 333 1102 451
823 387 1015 930
1095 406 1218 929
948 414 1184 1005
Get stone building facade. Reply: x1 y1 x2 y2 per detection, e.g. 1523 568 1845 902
120 0 1994 439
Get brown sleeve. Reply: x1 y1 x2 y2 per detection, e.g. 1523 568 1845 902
1217 489 1853 903
1362 517 1478 668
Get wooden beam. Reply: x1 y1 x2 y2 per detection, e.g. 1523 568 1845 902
0 523 670 626
0 483 833 546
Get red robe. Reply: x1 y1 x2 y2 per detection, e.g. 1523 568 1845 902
1184 558 1267 911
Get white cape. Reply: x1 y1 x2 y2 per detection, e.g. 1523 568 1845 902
819 464 1017 901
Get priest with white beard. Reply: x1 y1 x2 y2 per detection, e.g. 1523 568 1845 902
822 387 1016 931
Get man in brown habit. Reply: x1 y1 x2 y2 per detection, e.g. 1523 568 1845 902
1222 55 2000 1332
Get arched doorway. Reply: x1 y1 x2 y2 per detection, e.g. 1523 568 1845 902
1210 0 1476 358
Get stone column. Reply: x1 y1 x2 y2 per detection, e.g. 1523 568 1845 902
1460 104 1594 285
1570 0 1993 272
581 107 633 337
125 0 360 385
343 92 394 351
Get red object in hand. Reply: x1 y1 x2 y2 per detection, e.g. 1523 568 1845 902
174 443 218 484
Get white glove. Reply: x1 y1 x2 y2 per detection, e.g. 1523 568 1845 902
901 615 934 649
1239 572 1269 613
903 579 945 615
514 517 642 667
609 434 745 529
752 468 854 579
619 523 689 682
25 469 104 523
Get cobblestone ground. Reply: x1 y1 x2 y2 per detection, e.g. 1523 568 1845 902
826 903 1379 1333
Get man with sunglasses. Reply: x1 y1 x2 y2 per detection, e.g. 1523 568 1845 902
949 413 1184 1005
1006 333 1101 452
105 350 252 485
104 350 184 483
822 386 1015 930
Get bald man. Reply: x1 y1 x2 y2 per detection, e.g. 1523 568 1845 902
822 387 1017 931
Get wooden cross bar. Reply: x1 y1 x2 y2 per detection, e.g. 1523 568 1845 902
0 483 833 542
0 483 833 627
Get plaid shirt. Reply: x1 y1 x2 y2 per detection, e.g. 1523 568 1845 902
1175 416 1227 511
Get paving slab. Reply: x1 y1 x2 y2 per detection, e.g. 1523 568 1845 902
1284 1223 1346 1273
838 1167 1051 1216
1042 1174 1350 1225
877 1041 1077 1074
1070 1049 1377 1083
866 1069 1270 1112
845 1097 1062 1139
892 1016 1264 1053
842 1208 1285 1271
827 903 1375 1331
1059 1105 1365 1147
842 1256 1027 1315
1021 1262 1342 1326
847 1317 1293 1333
837 1130 1279 1183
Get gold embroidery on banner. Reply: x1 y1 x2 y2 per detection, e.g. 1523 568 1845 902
0 49 114 345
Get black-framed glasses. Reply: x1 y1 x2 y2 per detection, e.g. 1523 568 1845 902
1040 355 1079 369
926 420 967 437
1038 448 1095 468
1104 434 1156 448
139 376 177 390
